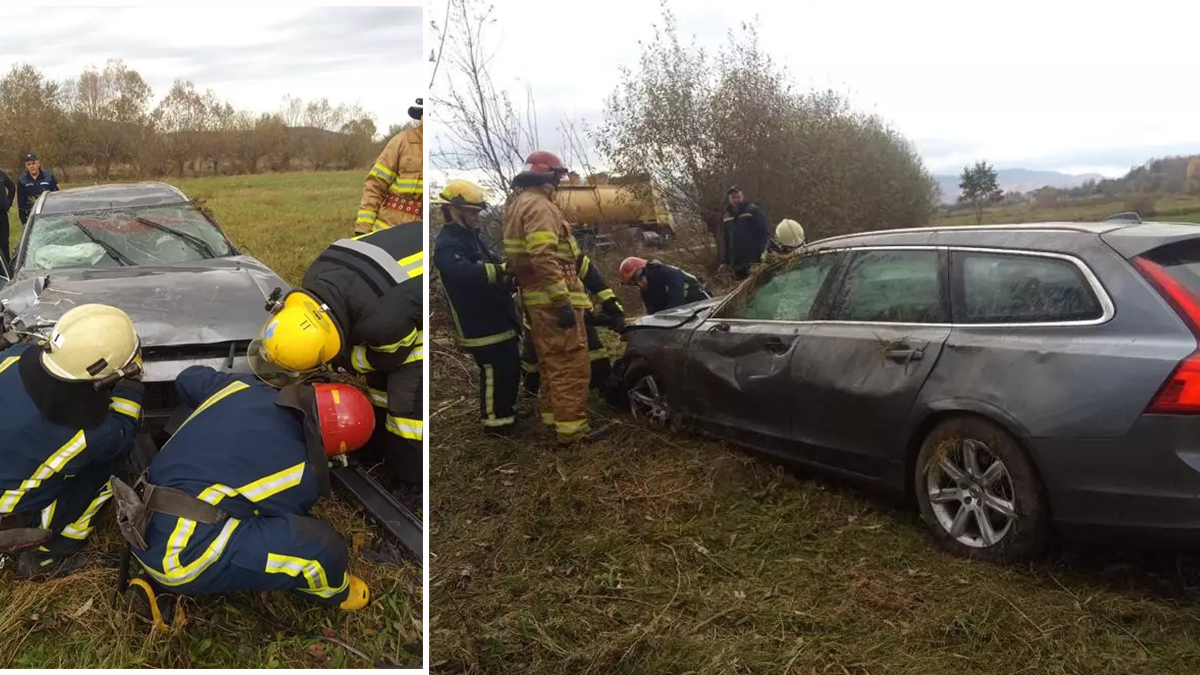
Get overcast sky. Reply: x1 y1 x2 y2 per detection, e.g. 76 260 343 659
430 0 1200 180
0 5 423 134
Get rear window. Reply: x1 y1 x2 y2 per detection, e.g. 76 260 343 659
1140 239 1200 298
953 251 1103 324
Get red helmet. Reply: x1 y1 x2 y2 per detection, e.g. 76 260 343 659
313 382 375 457
619 256 647 283
523 150 567 174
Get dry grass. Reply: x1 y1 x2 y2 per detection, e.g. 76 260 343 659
430 250 1200 675
1 171 422 668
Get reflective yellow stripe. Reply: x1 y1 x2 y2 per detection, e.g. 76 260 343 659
264 553 349 598
522 289 590 307
485 263 497 284
546 280 568 299
580 256 591 277
370 162 396 181
386 416 423 440
238 462 305 502
40 500 56 529
398 251 423 279
526 231 559 249
556 419 588 435
110 397 141 419
403 345 425 364
356 210 378 226
541 412 556 426
388 181 423 196
596 288 616 302
459 330 515 348
502 238 527 254
484 364 495 420
521 360 538 373
154 482 240 585
371 219 389 232
367 388 388 408
483 417 516 427
0 356 18 374
60 482 113 540
351 345 374 373
0 430 87 514
371 328 421 354
172 382 249 437
589 348 608 361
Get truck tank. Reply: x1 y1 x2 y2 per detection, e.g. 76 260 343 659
552 174 676 248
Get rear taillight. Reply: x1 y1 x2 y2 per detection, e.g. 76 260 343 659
1134 257 1200 414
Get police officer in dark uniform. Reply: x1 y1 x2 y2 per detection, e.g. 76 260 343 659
119 365 376 610
619 257 711 314
249 221 424 508
521 253 625 397
16 153 59 226
432 179 523 433
719 186 769 280
0 304 144 578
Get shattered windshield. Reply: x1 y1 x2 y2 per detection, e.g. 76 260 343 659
22 203 235 272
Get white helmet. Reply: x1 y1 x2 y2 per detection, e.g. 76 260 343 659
776 219 805 248
41 304 140 381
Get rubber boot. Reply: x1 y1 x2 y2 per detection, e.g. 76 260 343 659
340 575 370 611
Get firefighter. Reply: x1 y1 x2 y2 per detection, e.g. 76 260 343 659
16 153 59 226
502 150 593 444
521 253 625 396
355 99 423 234
619 257 711 314
763 219 806 265
718 186 770 280
120 365 375 610
247 222 424 507
0 304 144 578
433 179 523 434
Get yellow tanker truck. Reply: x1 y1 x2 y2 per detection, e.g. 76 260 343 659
552 174 676 248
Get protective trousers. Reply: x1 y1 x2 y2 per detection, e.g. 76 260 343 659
470 338 520 429
521 320 609 394
366 361 423 487
37 457 120 556
525 302 590 443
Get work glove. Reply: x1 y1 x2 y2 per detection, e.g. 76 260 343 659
602 298 625 330
496 263 514 289
555 303 577 329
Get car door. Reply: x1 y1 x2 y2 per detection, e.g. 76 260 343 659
785 247 951 477
682 251 841 449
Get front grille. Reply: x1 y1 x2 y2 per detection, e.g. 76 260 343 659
141 340 250 363
141 381 180 413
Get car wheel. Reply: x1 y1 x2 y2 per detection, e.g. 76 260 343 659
627 371 671 427
914 416 1048 562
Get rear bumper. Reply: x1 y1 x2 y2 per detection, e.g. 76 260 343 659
1036 416 1200 545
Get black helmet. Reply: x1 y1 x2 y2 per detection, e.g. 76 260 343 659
408 98 422 121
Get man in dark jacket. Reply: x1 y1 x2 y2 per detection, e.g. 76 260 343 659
619 257 711 314
16 153 59 226
432 179 523 433
719 186 769 280
0 167 14 273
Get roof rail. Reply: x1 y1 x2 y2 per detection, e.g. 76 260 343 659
1104 211 1142 223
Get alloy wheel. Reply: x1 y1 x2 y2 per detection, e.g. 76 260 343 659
925 438 1017 548
628 374 670 426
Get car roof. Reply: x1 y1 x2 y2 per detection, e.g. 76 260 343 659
807 220 1200 258
37 182 191 216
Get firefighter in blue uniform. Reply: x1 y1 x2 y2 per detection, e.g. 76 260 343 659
249 221 424 507
521 253 625 396
16 153 59 225
118 365 376 610
619 257 711 314
432 180 523 433
0 304 144 578
719 186 770 280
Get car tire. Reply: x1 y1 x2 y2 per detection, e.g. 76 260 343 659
914 416 1049 562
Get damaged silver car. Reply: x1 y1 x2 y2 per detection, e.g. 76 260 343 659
609 221 1200 562
0 183 289 443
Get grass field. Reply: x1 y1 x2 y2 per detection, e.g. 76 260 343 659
935 194 1200 227
429 250 1200 675
2 171 423 668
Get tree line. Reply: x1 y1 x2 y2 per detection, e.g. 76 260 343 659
0 60 412 182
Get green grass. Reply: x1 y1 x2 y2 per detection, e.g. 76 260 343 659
1 171 422 668
935 194 1200 227
430 258 1200 675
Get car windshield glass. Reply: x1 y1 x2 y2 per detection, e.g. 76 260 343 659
23 203 235 271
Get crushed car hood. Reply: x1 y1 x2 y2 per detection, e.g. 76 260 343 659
628 296 723 330
0 256 288 346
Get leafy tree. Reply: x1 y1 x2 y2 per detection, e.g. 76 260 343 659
958 160 1003 224
1187 157 1200 195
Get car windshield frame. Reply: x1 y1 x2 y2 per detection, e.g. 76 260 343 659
15 200 238 274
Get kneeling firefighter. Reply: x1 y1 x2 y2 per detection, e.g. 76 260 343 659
248 222 424 505
432 179 523 433
521 253 625 396
0 304 144 578
619 257 711 314
115 365 375 610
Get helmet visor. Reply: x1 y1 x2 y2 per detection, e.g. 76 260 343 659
247 338 316 388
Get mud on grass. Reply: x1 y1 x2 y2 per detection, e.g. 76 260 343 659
430 347 1200 675
4 171 421 667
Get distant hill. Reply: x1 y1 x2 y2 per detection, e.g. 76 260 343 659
934 169 1104 204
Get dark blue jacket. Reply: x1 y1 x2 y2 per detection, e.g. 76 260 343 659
17 170 59 224
133 366 350 603
434 221 520 348
640 261 709 314
0 344 142 516
719 202 769 272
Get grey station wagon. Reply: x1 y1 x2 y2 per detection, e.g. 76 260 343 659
608 221 1200 561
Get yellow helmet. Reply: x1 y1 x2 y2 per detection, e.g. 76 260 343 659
775 219 806 248
42 304 140 381
247 290 342 387
437 179 489 210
